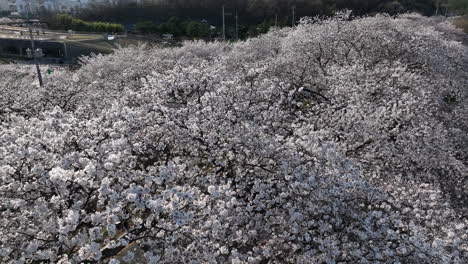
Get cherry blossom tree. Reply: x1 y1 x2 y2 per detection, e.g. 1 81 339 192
0 12 467 263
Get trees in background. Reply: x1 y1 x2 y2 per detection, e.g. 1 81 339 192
451 0 468 32
77 0 441 27
448 0 468 13
134 20 158 34
47 14 124 33
186 21 210 38
38 0 468 37
67 0 468 37
158 16 185 36
134 18 210 38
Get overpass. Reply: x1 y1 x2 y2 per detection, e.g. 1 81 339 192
0 26 116 63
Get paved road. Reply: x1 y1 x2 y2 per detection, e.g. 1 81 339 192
0 32 54 40
0 25 104 41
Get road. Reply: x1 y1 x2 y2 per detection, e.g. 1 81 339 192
0 25 105 41
0 25 119 54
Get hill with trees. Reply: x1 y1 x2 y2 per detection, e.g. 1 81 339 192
65 0 468 38
0 12 467 263
77 0 467 24
47 14 124 33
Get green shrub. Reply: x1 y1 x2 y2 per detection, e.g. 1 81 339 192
48 14 124 33
454 15 468 33
186 21 209 38
159 16 184 36
134 21 158 34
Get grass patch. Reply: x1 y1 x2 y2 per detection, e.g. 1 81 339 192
453 16 468 33
48 14 124 33
64 39 115 53
66 34 102 41
0 58 12 64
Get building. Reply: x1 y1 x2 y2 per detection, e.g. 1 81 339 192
91 0 142 7
15 0 46 14
0 0 144 14
0 0 19 12
45 0 87 13
0 0 90 14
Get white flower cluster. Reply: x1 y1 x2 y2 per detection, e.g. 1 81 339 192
0 12 467 263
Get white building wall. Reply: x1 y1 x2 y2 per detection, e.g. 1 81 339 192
53 0 83 12
1 0 139 13
0 0 18 12
15 0 47 14
0 0 7 11
90 0 140 6
9 0 87 13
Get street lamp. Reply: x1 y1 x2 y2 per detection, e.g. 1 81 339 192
23 20 47 87
222 5 238 41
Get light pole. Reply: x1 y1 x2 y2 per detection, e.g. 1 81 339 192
235 11 238 40
28 26 43 87
0 20 44 87
26 20 44 87
222 5 233 41
292 5 296 27
63 40 69 63
27 0 32 19
222 5 225 40
275 12 278 28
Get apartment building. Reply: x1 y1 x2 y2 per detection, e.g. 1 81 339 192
45 0 87 13
0 0 18 12
0 0 146 14
92 0 142 6
14 0 45 14
0 0 91 13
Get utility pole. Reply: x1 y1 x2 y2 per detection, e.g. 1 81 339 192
222 5 232 41
27 0 32 19
222 5 225 40
63 40 69 63
27 21 43 87
275 12 278 28
292 5 296 27
2 19 46 87
235 11 238 40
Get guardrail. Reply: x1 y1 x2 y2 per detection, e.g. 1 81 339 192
0 34 55 41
